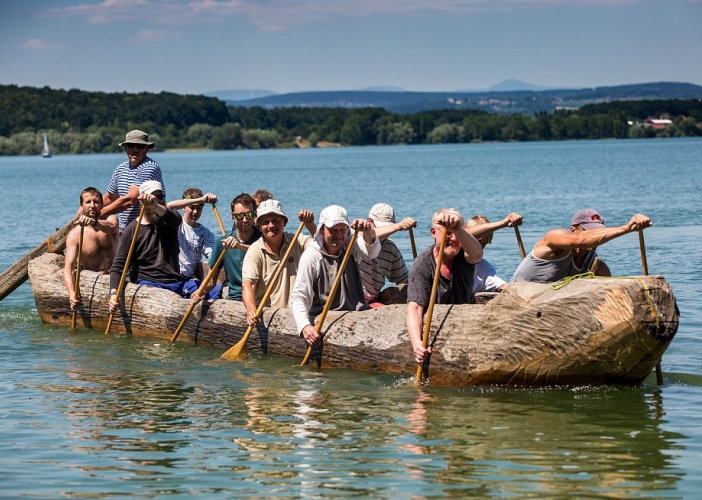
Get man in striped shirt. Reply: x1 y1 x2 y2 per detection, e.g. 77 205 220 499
102 130 165 230
360 203 416 307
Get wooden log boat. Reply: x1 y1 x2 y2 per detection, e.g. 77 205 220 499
28 253 679 387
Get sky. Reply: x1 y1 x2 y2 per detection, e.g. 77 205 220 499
1 0 701 96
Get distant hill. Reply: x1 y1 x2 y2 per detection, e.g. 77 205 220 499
203 89 277 102
228 82 702 115
487 79 550 92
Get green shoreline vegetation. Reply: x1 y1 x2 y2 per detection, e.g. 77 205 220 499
1 85 701 156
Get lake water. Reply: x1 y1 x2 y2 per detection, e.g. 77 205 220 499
1 139 701 498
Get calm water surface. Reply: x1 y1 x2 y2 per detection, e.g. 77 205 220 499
1 139 701 498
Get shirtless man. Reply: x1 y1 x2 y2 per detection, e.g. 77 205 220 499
63 187 118 310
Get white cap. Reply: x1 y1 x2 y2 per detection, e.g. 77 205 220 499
139 180 163 195
256 199 288 222
368 203 396 227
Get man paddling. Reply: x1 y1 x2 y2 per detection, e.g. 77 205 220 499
63 187 118 311
102 130 165 231
108 181 184 314
407 208 483 364
510 209 652 284
465 212 522 293
290 205 380 346
194 193 261 302
241 199 315 326
360 203 416 307
167 187 221 299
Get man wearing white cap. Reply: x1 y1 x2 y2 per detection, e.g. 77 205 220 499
360 203 416 307
103 129 165 230
290 205 381 346
510 208 652 284
241 200 315 326
108 181 184 314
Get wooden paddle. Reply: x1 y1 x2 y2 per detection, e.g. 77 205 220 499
71 224 85 329
416 227 448 386
212 203 226 236
408 227 418 259
170 249 227 342
514 225 526 259
638 228 662 385
221 221 307 360
0 216 78 302
105 204 146 335
300 229 359 366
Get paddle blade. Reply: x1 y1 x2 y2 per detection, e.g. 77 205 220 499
220 325 254 360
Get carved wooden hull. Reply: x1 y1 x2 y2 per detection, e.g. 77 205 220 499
29 253 678 387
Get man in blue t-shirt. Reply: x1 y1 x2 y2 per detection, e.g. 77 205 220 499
102 129 165 230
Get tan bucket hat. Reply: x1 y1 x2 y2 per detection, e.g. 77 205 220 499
119 129 155 148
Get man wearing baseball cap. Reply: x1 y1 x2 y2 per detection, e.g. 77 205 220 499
360 203 416 307
241 199 316 326
102 129 165 230
290 205 381 346
108 181 185 314
510 208 652 284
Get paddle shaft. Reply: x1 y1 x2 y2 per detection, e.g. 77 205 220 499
408 227 418 259
416 228 448 385
170 249 227 342
212 204 227 236
221 221 307 360
71 225 85 329
638 228 662 384
514 225 526 259
300 230 360 366
105 204 146 335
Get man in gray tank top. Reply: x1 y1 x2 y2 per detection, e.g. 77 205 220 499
510 208 652 284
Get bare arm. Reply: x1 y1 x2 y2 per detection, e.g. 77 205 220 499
407 301 430 364
62 228 80 310
101 185 140 217
466 212 522 239
374 217 417 240
533 214 652 260
167 193 218 211
298 209 316 235
242 280 261 326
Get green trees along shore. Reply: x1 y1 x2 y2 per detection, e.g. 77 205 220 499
1 85 700 155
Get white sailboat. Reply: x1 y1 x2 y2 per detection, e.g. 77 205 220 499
42 134 52 158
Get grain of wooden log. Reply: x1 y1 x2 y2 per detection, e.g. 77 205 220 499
28 253 679 387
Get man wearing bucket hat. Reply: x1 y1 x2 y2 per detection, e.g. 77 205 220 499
510 209 652 284
108 181 184 314
360 203 416 307
290 205 381 346
241 200 316 326
102 129 165 230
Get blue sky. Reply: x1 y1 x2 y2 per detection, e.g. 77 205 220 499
1 0 701 95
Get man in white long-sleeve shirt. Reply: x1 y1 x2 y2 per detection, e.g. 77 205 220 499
290 205 381 346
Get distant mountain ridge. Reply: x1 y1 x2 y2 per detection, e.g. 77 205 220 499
210 81 702 115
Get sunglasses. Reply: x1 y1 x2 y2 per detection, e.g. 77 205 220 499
189 203 205 208
125 144 147 150
232 211 255 220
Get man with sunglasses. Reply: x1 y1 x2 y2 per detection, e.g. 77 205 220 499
102 130 165 230
406 208 483 364
167 187 221 300
108 181 184 314
196 193 262 302
510 209 652 284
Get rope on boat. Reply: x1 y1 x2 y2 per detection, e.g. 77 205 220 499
46 237 55 253
551 273 661 328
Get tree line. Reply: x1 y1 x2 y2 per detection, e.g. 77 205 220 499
1 84 700 155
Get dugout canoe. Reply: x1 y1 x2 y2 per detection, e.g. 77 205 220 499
28 253 679 387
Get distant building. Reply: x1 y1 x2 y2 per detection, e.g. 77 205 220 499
644 118 673 129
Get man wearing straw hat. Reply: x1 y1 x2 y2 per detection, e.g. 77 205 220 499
510 209 652 284
290 205 380 346
241 199 315 326
360 202 416 308
102 129 165 230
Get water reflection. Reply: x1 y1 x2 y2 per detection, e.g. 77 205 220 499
21 334 690 497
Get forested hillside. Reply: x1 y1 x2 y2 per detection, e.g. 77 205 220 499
1 85 700 155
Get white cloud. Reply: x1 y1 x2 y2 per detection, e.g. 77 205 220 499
133 29 187 42
41 0 645 31
21 39 63 50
